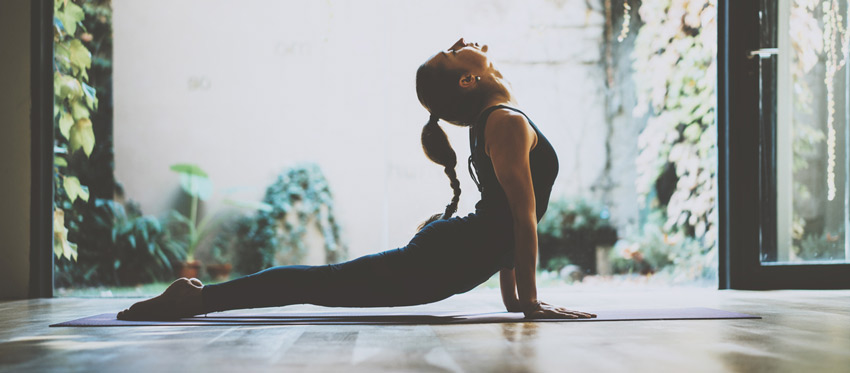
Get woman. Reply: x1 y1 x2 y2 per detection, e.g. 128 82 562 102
118 38 596 321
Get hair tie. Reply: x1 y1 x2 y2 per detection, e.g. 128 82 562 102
429 114 438 125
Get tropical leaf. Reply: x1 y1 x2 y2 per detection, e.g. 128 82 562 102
70 100 90 120
56 73 82 101
58 112 74 139
81 82 98 110
69 118 95 156
68 39 92 76
179 173 214 200
63 176 82 203
56 1 85 36
54 42 72 71
168 210 193 228
53 209 78 261
170 163 208 177
223 197 274 212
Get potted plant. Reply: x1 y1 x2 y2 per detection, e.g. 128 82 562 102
593 208 618 276
205 225 235 281
537 197 618 275
166 163 216 279
233 163 346 274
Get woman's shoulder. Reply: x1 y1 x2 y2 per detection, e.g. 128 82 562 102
483 107 537 155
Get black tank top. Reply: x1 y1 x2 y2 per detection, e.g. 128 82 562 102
469 105 559 224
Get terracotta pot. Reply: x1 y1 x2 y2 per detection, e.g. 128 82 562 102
206 263 232 281
178 260 201 279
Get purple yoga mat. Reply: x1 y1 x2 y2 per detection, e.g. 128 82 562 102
50 307 759 327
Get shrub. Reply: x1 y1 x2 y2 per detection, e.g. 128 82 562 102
612 211 714 282
537 197 618 273
796 229 845 261
234 163 346 274
55 198 184 287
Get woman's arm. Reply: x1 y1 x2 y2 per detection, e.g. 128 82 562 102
500 269 522 312
486 109 595 319
485 110 539 311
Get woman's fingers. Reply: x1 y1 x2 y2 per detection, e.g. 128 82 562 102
524 301 597 319
537 308 580 319
539 302 595 318
548 307 595 319
535 310 576 319
553 306 595 318
568 310 596 318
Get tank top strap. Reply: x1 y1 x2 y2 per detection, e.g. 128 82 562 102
469 105 537 154
469 106 500 193
468 104 524 193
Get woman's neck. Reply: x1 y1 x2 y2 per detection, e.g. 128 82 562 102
478 95 518 118
480 75 517 111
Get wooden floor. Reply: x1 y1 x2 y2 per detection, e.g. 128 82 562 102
0 286 848 372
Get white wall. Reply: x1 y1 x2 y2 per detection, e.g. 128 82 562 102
113 0 610 259
0 0 32 299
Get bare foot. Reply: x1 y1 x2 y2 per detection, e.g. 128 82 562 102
116 278 205 321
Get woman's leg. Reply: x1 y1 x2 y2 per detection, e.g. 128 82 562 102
118 248 439 320
118 214 502 319
202 215 507 314
201 247 449 313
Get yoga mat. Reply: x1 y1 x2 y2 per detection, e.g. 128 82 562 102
50 307 759 327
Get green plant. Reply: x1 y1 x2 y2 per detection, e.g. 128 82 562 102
208 229 234 266
537 197 618 273
54 198 184 287
166 163 216 262
543 256 573 273
612 211 714 282
795 230 845 261
235 163 346 274
631 0 717 275
53 0 102 262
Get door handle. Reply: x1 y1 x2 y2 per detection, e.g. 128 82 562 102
748 48 778 59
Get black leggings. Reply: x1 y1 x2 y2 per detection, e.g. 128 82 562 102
200 213 510 313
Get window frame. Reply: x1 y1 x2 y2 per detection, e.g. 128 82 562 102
30 0 54 298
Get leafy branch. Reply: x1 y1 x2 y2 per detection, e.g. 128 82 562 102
53 0 99 262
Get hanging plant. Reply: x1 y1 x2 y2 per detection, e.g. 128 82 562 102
53 0 101 262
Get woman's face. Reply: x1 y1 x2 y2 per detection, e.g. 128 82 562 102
426 37 492 76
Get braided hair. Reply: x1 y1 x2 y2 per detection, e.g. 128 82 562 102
418 114 462 230
414 57 486 231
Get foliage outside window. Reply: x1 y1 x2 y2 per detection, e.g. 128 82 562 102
537 198 617 273
786 0 848 261
53 0 99 262
630 0 718 281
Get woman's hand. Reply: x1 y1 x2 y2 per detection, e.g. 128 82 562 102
504 298 523 313
522 301 596 319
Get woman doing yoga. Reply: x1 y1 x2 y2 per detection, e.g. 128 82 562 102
117 38 596 321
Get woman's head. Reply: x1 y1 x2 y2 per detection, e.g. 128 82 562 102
416 38 496 126
415 38 501 230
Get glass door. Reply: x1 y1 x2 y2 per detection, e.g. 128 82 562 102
719 0 850 289
761 0 850 266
